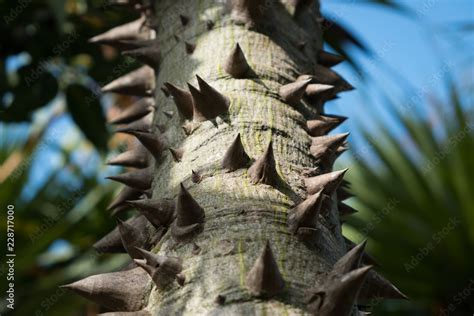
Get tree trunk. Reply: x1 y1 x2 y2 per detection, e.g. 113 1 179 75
148 2 346 314
64 1 405 315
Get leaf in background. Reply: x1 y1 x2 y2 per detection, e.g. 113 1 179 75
1 64 59 122
66 84 108 152
320 17 370 77
321 17 369 53
364 0 413 16
455 22 474 31
346 85 474 312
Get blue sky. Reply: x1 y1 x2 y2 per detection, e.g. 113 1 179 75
323 0 473 156
3 0 473 200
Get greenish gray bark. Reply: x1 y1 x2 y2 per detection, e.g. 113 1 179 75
147 0 347 314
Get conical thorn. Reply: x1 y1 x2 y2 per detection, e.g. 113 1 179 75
122 43 161 68
248 140 279 185
224 43 250 78
185 41 196 54
304 168 348 195
61 267 149 311
169 147 184 162
106 166 154 191
279 78 312 104
127 198 175 227
222 133 250 171
245 241 285 297
109 97 155 125
102 66 155 97
287 189 324 234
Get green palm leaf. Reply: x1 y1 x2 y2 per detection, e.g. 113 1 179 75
346 84 474 314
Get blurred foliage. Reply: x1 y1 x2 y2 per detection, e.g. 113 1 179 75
66 84 109 150
0 2 143 314
345 85 474 315
0 0 142 151
0 117 130 315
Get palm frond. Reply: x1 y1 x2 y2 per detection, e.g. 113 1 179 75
345 84 474 314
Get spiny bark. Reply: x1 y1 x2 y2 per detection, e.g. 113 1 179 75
147 3 345 313
64 0 406 315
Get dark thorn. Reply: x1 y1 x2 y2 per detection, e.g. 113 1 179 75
222 133 250 171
